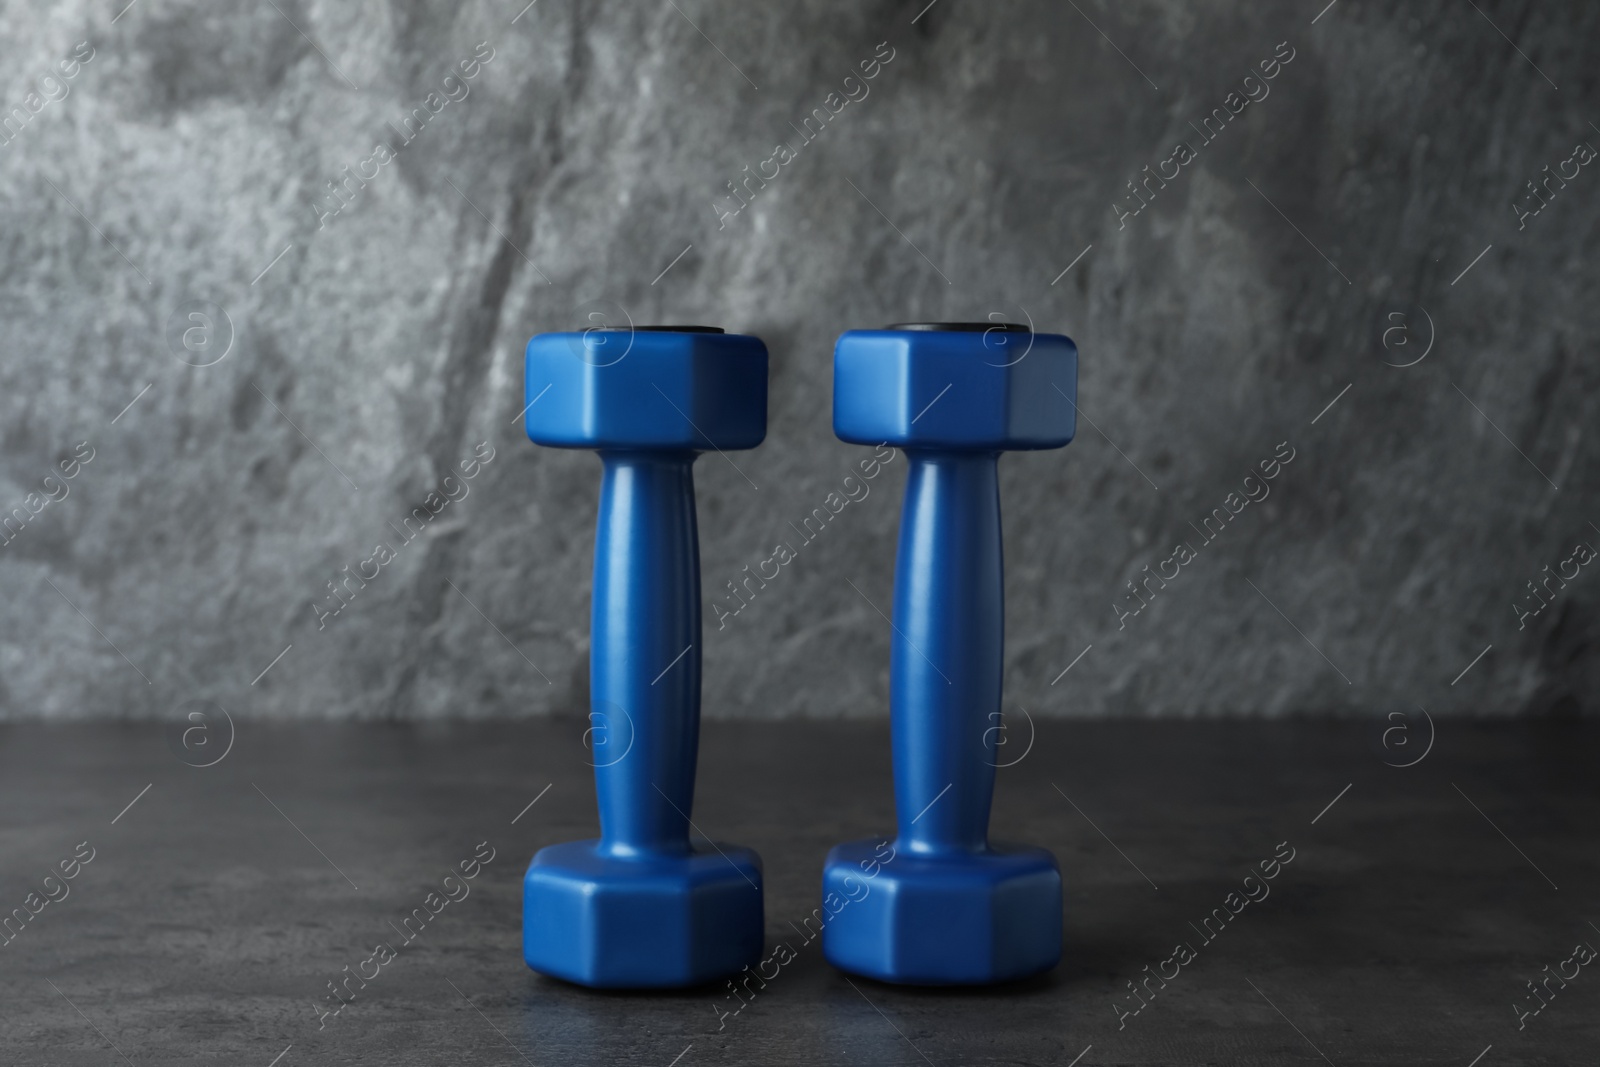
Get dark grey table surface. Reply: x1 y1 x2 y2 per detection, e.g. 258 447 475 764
1 718 1594 1066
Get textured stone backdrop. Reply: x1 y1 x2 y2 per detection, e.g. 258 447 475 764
1 0 1595 720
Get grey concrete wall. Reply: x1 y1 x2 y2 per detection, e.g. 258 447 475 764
1 0 1595 720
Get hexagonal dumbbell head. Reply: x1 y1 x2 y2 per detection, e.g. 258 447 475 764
821 840 1061 984
524 841 764 988
833 323 1077 451
524 326 767 452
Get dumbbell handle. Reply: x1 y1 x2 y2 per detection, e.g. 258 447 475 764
892 450 1003 855
591 450 700 857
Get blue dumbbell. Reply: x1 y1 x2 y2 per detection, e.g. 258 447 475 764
822 322 1077 984
521 325 767 988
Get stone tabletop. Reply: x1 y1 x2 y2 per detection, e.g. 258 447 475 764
1 717 1595 1065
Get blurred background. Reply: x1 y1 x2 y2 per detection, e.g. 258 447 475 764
1 0 1595 721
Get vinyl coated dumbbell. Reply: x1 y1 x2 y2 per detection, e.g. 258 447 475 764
822 322 1077 984
521 325 767 988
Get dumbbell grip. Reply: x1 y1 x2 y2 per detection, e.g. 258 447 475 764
891 450 1003 855
591 450 701 857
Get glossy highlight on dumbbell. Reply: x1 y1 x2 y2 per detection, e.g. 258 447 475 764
822 322 1077 985
520 325 767 988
